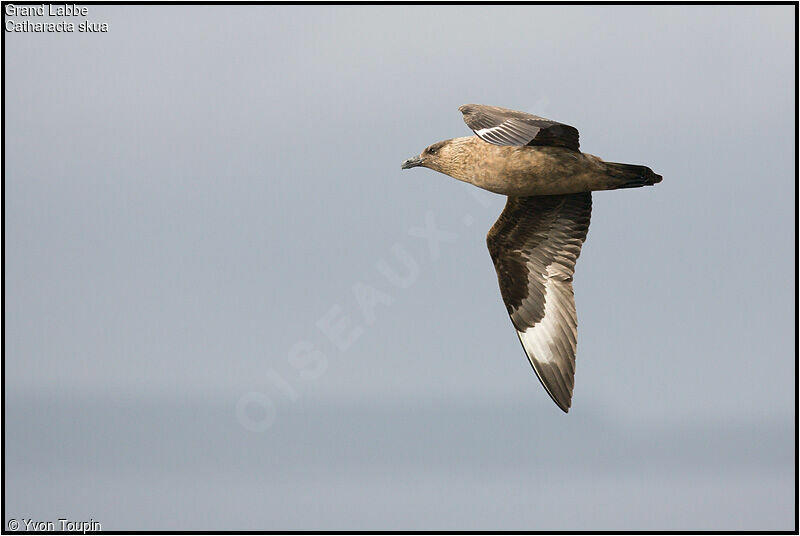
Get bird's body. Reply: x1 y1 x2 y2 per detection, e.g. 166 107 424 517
417 136 641 196
402 104 661 412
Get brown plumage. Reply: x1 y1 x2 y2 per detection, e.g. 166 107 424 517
401 104 662 413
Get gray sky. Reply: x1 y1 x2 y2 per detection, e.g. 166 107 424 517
4 5 795 531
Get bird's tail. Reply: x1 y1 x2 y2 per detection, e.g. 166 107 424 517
605 162 663 189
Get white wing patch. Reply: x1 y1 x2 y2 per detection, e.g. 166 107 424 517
475 126 504 137
515 265 577 409
474 119 539 146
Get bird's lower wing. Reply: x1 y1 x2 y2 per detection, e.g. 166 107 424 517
486 193 592 412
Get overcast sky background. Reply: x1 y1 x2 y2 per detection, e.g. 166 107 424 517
4 5 795 531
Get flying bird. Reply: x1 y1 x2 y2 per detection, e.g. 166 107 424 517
401 104 661 412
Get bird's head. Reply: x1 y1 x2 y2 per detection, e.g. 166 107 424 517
401 140 453 174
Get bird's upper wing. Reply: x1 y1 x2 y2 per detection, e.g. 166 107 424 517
487 193 592 412
459 104 580 151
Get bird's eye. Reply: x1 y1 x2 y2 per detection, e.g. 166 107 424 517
427 145 438 154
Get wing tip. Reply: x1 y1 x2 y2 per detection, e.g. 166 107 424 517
515 329 575 414
540 376 574 414
545 379 573 413
555 397 571 413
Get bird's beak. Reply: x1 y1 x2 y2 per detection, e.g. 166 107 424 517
401 155 423 169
